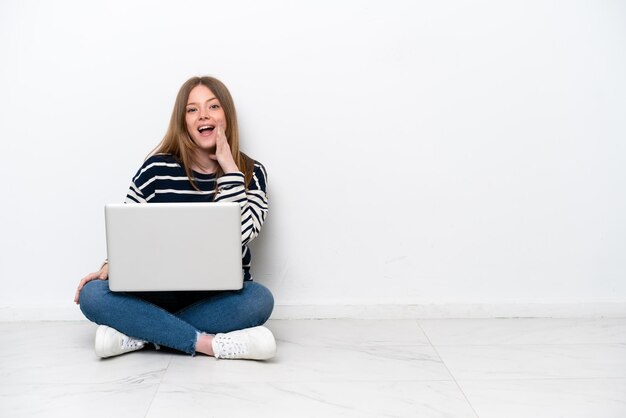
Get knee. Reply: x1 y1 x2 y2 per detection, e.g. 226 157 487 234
246 282 274 324
78 280 109 322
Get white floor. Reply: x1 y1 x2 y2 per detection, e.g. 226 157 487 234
1 318 625 418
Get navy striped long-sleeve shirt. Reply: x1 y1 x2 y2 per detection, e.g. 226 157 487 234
124 153 268 281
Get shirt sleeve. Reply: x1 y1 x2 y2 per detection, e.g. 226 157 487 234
214 162 268 245
124 159 155 203
124 180 146 204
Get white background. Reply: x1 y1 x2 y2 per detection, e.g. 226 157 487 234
1 0 625 318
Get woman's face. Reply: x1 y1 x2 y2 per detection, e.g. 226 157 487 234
185 84 227 151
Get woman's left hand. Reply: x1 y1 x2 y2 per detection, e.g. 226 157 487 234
210 124 239 173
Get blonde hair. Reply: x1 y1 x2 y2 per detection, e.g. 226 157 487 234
152 76 254 189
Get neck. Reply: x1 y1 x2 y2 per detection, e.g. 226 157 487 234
192 150 219 174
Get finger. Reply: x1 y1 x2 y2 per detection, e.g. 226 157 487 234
78 276 91 287
74 281 86 303
74 274 96 303
80 272 98 282
74 281 86 304
215 140 225 160
218 125 228 144
216 129 226 148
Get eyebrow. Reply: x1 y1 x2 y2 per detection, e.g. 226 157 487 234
186 97 218 106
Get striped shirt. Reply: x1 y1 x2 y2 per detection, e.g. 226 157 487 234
124 153 268 281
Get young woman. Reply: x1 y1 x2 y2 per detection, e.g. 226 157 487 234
74 76 276 360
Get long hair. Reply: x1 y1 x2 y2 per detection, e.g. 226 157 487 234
152 76 254 189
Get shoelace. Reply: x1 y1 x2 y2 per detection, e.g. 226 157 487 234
215 336 247 359
120 336 144 350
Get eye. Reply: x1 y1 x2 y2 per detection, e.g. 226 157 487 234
210 104 221 110
186 107 197 113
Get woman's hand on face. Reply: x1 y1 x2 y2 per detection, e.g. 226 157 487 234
74 264 108 304
210 124 239 173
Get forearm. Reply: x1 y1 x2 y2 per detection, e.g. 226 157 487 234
215 172 268 245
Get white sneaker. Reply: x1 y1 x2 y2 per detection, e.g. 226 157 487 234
95 325 145 358
212 326 276 360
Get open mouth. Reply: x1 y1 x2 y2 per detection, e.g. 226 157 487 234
198 125 215 134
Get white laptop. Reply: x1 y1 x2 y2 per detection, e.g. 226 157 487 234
105 202 243 291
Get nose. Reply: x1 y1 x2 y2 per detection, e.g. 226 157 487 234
199 107 211 119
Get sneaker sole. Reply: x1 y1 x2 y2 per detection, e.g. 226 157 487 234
95 325 112 358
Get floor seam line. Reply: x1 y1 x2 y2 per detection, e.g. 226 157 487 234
416 319 481 418
143 355 172 418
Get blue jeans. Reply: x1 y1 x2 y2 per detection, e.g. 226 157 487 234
79 280 274 355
